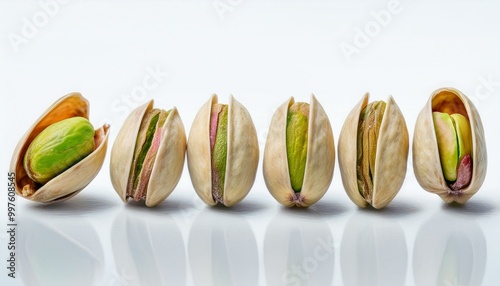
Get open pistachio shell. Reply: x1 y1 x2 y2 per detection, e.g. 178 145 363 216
413 87 487 203
263 94 335 207
110 100 186 207
338 93 409 209
187 94 259 207
10 92 110 203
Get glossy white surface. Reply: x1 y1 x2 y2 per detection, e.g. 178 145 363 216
10 187 499 286
1 1 499 285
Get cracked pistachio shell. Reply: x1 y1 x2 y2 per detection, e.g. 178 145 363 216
110 100 186 207
263 95 335 207
187 95 259 207
338 93 409 209
10 92 110 203
413 87 487 203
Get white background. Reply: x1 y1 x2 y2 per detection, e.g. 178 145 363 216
1 0 499 285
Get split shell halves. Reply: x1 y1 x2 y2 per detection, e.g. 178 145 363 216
338 93 409 209
263 95 335 207
10 92 110 203
187 95 259 207
413 87 487 203
110 100 186 207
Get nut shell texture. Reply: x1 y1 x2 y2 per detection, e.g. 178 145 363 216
338 93 409 209
10 92 110 203
413 87 487 203
263 94 335 207
110 100 186 207
187 95 259 207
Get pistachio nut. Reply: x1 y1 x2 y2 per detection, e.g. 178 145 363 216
263 95 335 207
413 87 487 203
187 94 259 207
10 92 110 203
24 117 95 184
110 100 186 207
338 93 409 209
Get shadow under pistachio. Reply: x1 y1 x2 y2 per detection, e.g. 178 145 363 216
307 198 350 217
441 198 496 216
110 208 186 286
208 197 268 214
18 214 104 286
24 190 117 216
188 208 259 286
341 211 407 286
357 198 421 218
264 210 333 286
124 194 195 214
413 211 486 286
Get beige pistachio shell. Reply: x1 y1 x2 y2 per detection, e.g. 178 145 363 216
110 100 186 207
413 87 487 203
9 92 110 203
338 93 409 209
187 94 259 207
263 94 335 207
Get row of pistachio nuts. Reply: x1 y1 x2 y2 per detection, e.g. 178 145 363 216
10 88 486 208
8 92 259 207
337 87 487 208
109 94 259 207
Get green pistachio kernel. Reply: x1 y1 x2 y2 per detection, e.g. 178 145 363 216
433 112 472 182
211 104 228 203
286 102 310 193
24 117 95 184
128 109 171 201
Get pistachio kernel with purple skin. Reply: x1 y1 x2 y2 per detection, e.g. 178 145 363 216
412 88 487 204
432 112 473 192
210 104 228 204
188 95 259 207
127 108 171 201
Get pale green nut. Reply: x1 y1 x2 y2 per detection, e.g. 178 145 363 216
432 112 472 182
210 104 228 203
24 117 95 184
127 108 171 201
286 102 309 192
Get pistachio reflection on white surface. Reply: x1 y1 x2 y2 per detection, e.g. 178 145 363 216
341 212 407 286
413 211 486 286
264 211 333 286
19 214 104 286
188 209 258 286
111 208 186 286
